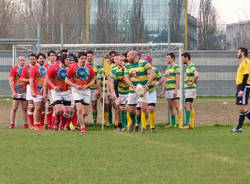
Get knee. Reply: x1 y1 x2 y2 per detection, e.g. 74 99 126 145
148 106 154 113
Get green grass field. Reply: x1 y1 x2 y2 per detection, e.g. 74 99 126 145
0 125 250 184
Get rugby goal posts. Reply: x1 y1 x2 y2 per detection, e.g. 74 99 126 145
39 43 185 125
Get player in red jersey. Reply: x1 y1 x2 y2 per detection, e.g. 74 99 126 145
65 52 95 134
43 50 57 129
9 55 28 128
20 53 37 128
46 54 73 131
29 53 47 131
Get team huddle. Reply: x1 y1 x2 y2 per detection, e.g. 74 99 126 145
9 49 199 134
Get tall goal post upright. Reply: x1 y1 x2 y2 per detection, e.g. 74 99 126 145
39 43 184 125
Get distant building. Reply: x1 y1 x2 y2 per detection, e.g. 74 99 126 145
187 14 197 50
226 21 250 50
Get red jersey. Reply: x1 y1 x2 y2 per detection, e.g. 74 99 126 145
47 63 69 91
30 64 47 95
9 65 25 94
20 64 33 87
66 63 94 87
44 61 57 90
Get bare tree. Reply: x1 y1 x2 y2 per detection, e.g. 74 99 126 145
188 0 199 18
129 0 146 43
198 0 218 50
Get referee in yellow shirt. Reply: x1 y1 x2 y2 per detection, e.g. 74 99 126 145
232 47 250 132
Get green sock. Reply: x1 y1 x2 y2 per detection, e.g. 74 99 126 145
92 111 97 125
171 115 176 125
109 110 113 126
185 110 190 126
130 113 136 124
136 114 141 127
120 112 127 128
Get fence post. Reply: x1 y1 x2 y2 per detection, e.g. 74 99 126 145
37 24 41 54
12 44 16 67
179 45 185 125
61 23 64 49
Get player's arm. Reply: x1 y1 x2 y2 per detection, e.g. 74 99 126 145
9 76 16 97
20 67 29 83
124 69 136 91
84 66 95 90
145 68 154 89
159 77 166 97
65 77 78 88
29 68 36 97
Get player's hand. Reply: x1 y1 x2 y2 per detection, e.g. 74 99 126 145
132 86 136 91
82 85 88 91
31 91 37 98
54 86 61 92
187 81 193 86
96 91 100 99
173 89 177 97
111 91 116 100
159 91 164 97
76 85 83 90
238 90 244 97
12 92 17 98
43 91 47 99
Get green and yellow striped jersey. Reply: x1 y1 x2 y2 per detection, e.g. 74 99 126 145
111 66 129 95
165 63 180 90
124 60 152 93
185 63 197 89
149 66 162 93
88 62 102 90
96 68 108 93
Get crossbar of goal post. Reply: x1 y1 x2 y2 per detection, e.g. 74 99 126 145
39 43 185 125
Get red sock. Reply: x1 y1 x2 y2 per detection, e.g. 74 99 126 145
40 113 45 126
46 112 53 128
28 113 34 126
60 116 67 129
81 126 86 134
65 117 71 129
72 112 77 127
24 122 29 128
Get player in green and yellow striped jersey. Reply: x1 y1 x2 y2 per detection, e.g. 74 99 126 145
160 53 182 128
143 55 163 133
111 54 129 131
87 50 102 126
181 52 199 129
124 51 154 133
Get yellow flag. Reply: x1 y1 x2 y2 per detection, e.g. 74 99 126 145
103 59 112 76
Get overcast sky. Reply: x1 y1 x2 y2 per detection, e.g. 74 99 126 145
212 0 250 24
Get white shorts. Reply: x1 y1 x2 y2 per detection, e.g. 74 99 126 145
128 92 149 105
185 88 196 99
51 90 72 105
70 92 75 106
90 89 98 101
165 89 180 100
148 91 157 104
32 95 43 103
13 93 26 100
26 85 32 101
72 87 91 105
116 94 128 105
47 90 52 103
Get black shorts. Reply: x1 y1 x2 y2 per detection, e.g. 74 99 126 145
75 100 89 105
185 98 194 103
236 85 250 105
52 100 71 106
12 97 26 101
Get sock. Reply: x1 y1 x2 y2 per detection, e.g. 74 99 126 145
92 111 97 125
104 112 109 126
149 112 156 129
24 122 29 128
178 114 183 127
185 110 190 126
141 112 147 129
72 112 77 127
190 109 195 128
114 119 119 127
120 111 127 129
46 112 52 128
27 112 34 126
129 112 136 124
127 112 132 128
237 112 245 129
40 112 45 126
171 115 176 126
109 110 113 125
65 117 71 129
136 114 141 127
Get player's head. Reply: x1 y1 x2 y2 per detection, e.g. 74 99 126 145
109 50 117 63
60 54 70 67
60 49 68 55
238 47 248 59
29 53 37 66
113 53 120 65
37 53 46 66
118 54 125 67
181 52 191 64
102 54 110 66
127 50 137 63
143 54 152 64
86 50 94 63
48 50 56 63
69 53 78 64
78 52 87 66
136 51 141 61
123 51 129 58
18 55 26 67
167 52 175 64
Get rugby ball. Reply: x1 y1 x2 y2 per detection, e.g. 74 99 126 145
136 84 145 97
